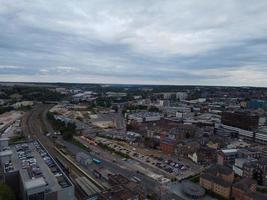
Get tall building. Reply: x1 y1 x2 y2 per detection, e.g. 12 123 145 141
221 112 259 131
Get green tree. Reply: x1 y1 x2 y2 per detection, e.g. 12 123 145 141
0 183 16 200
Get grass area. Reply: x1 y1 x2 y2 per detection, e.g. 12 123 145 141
98 135 125 142
257 186 267 193
70 138 91 152
187 174 200 183
0 183 16 200
47 112 76 140
71 136 129 159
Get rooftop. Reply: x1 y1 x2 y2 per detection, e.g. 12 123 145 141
221 149 238 154
201 173 232 188
0 150 12 157
24 177 47 190
10 140 72 192
233 178 256 191
206 164 233 176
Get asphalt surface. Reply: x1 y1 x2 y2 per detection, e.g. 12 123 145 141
22 104 183 200
62 140 182 200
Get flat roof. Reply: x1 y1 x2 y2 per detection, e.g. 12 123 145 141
24 177 47 190
10 141 72 192
0 150 12 157
0 137 10 141
222 149 238 154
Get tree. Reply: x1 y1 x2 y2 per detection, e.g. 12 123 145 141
148 106 159 112
0 183 16 200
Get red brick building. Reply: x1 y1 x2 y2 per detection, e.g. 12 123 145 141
160 132 176 154
232 178 256 200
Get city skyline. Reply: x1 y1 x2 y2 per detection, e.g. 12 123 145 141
1 0 267 86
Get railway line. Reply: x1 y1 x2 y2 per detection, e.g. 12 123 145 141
21 104 105 200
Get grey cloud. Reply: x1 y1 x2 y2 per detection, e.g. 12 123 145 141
0 0 267 86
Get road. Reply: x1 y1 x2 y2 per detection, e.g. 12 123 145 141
22 104 183 200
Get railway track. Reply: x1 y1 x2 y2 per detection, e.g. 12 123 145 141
21 104 104 200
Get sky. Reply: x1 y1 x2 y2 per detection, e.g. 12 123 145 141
1 0 267 86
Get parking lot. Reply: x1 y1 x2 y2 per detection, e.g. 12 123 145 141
95 137 199 180
12 141 72 189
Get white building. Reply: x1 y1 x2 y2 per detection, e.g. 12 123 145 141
128 112 162 123
176 92 188 101
12 101 34 109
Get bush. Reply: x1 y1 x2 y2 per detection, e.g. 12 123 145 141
0 183 16 200
47 112 76 140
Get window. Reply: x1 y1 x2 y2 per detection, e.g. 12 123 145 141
28 192 45 200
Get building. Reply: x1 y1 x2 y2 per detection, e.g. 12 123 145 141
72 91 96 102
232 178 256 200
0 139 74 200
243 161 258 179
106 92 127 98
233 158 257 177
168 124 196 142
188 146 216 165
221 112 259 131
176 140 200 158
238 148 261 159
232 178 267 200
255 129 267 144
128 112 162 123
247 99 266 110
260 147 267 159
160 132 176 154
200 165 234 199
12 101 34 109
158 100 170 107
181 180 205 199
76 152 92 166
216 124 267 144
176 92 188 101
217 149 239 166
242 159 267 186
152 92 174 100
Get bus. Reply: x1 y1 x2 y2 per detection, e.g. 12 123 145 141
92 158 101 165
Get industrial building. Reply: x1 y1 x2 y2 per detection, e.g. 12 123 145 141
0 139 74 200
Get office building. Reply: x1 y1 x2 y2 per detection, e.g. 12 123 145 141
221 112 259 131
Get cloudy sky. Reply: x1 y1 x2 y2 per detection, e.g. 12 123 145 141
1 0 267 86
